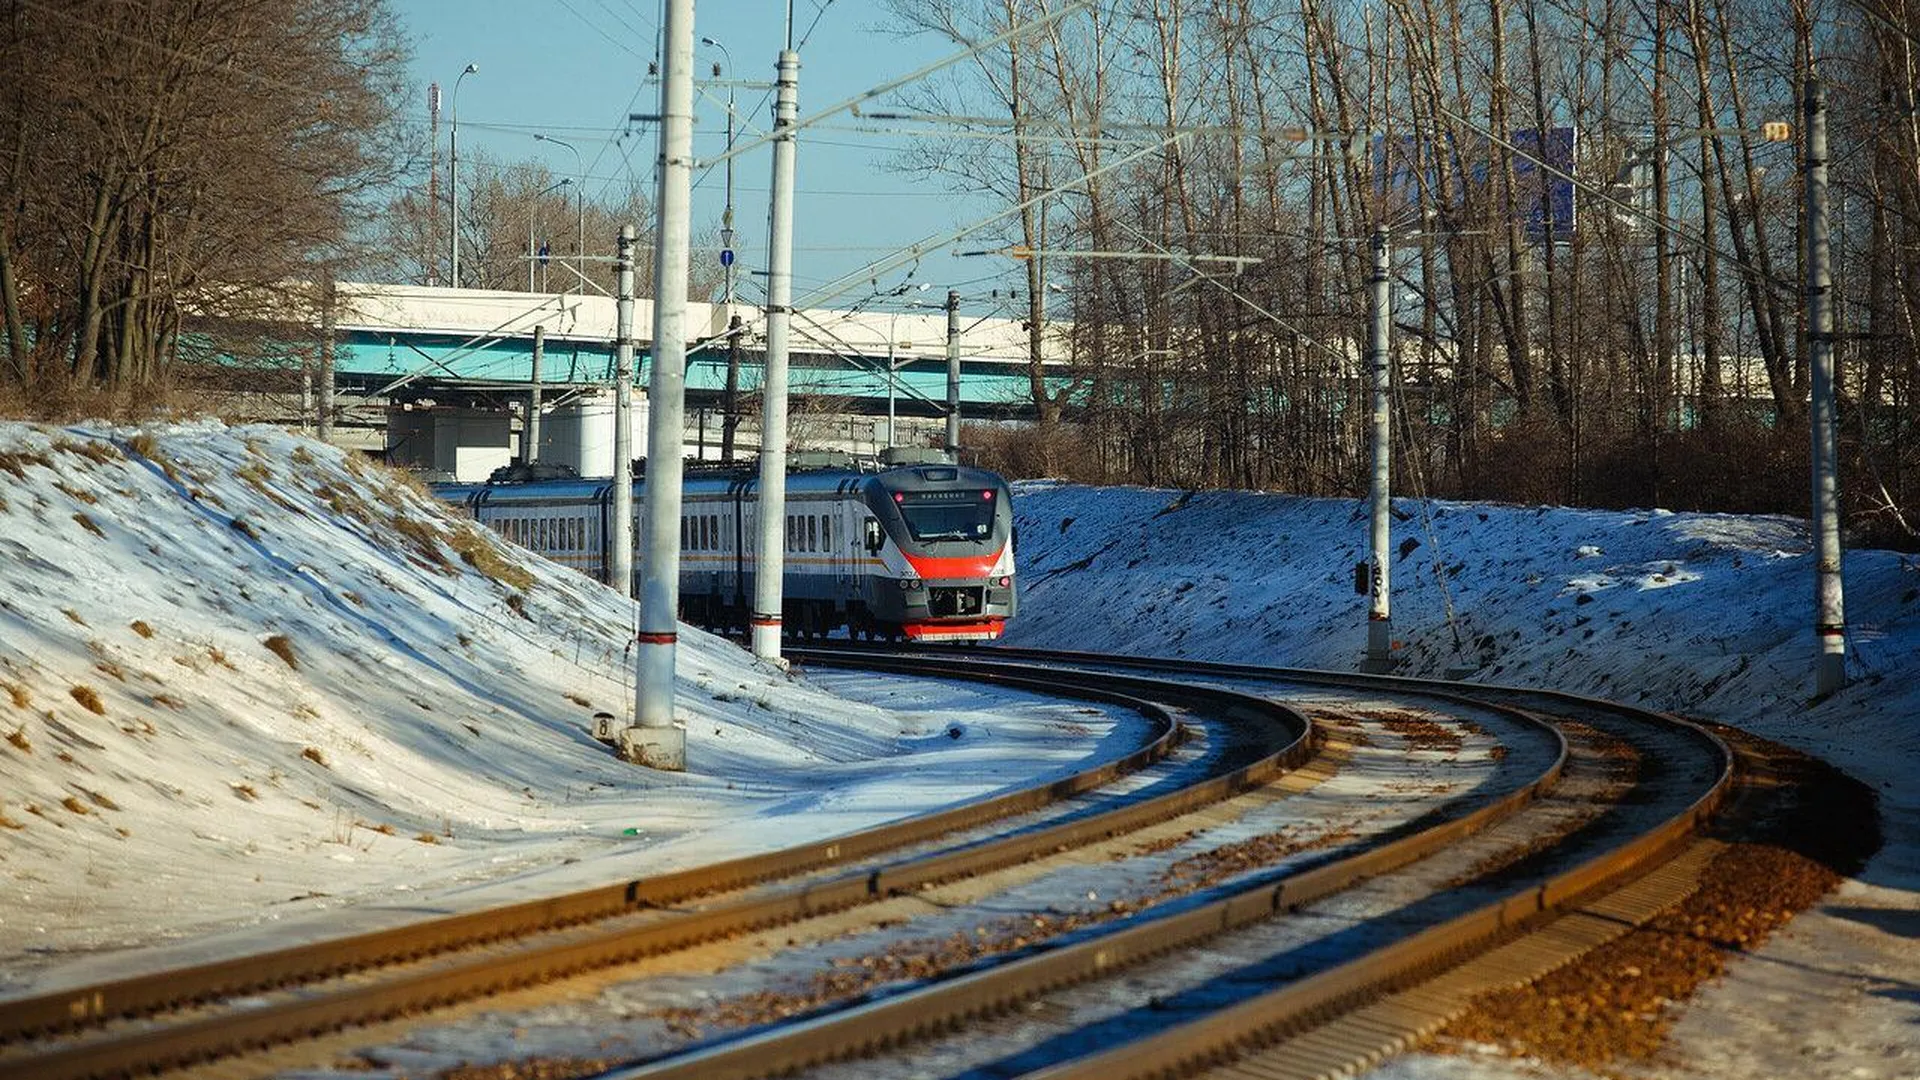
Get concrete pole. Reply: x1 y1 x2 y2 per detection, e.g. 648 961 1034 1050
528 324 544 464
723 313 741 461
318 334 335 442
752 45 800 662
720 71 739 465
317 281 335 441
1805 75 1848 697
612 226 636 600
626 0 693 771
1365 225 1394 672
945 288 961 457
300 364 313 435
886 334 898 449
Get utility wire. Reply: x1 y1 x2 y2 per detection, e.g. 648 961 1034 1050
557 0 649 59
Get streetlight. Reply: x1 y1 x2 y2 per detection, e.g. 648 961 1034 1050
449 62 479 288
528 178 571 291
534 133 585 292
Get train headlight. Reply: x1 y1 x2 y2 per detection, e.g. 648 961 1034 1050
998 576 1011 587
900 577 922 591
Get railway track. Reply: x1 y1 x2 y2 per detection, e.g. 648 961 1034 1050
0 649 1733 1080
0 655 1312 1080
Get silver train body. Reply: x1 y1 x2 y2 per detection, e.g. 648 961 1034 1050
435 460 1017 641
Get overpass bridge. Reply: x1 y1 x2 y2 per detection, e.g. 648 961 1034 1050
325 283 1067 480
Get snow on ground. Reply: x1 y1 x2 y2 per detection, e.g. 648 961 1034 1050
1 422 1913 1078
0 423 1141 993
1003 481 1920 1080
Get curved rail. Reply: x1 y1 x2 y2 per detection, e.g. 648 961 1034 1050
1025 678 1733 1079
589 647 1724 1080
0 657 1315 1080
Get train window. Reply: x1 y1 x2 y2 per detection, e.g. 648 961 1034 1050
820 514 831 550
785 516 795 552
806 515 817 552
894 490 997 542
707 515 717 550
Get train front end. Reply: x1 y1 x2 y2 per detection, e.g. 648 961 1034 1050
860 463 1017 642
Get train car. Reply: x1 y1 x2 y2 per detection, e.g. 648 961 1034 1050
434 453 1017 641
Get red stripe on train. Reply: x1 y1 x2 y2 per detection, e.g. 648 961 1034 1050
901 548 1004 580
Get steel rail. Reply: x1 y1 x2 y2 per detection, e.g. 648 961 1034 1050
587 649 1723 1080
0 666 1174 1042
585 660 1573 1080
846 647 1736 1080
1026 710 1731 1079
0 659 1315 1080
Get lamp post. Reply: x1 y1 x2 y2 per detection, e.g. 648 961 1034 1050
528 178 570 291
533 133 585 292
449 62 479 288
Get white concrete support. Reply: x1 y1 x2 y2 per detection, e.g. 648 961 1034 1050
1365 225 1395 672
945 288 961 455
611 227 636 598
1805 76 1847 697
318 281 336 441
752 47 800 662
625 0 694 771
527 324 544 463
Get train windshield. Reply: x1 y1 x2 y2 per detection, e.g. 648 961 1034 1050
895 490 998 542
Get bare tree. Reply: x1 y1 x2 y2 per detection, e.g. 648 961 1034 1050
0 0 409 411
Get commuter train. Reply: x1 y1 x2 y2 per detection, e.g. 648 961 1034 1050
435 452 1017 641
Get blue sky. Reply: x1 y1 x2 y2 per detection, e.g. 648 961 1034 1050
391 1 1020 309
